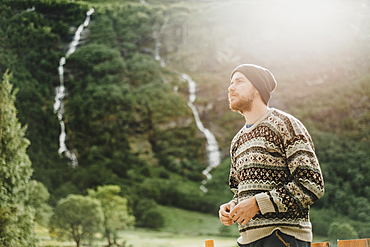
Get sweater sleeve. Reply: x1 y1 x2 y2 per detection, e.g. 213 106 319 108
255 116 325 215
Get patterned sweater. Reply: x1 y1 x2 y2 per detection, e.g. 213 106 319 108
229 108 324 244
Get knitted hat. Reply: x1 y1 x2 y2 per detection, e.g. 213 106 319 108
230 64 277 105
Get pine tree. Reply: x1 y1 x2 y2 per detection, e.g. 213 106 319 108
0 70 36 246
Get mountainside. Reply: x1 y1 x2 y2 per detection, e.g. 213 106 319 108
167 0 370 238
0 0 219 221
1 0 370 239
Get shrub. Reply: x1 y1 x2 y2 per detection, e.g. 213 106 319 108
357 224 370 239
141 209 165 229
134 198 158 225
327 222 359 241
310 208 334 237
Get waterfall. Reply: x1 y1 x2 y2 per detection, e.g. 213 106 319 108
26 6 35 12
144 1 221 192
53 8 94 168
181 74 221 193
153 13 170 67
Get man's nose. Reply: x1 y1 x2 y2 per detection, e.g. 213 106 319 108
228 84 235 92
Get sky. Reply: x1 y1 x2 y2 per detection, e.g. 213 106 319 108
188 0 370 68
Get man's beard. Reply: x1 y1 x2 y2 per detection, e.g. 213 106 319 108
229 89 256 114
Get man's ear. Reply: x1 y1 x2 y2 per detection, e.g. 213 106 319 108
255 92 266 105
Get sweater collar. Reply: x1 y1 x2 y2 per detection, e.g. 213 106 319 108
244 108 274 132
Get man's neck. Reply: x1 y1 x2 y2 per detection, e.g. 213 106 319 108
242 102 269 126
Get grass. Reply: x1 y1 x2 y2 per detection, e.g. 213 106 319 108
119 230 238 247
34 205 331 247
35 205 239 247
35 229 239 247
157 205 239 236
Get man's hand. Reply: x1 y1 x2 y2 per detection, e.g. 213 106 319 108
218 201 236 226
229 197 259 226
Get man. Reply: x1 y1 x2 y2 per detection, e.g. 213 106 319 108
219 64 324 247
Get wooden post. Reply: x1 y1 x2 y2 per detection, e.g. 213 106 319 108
311 242 330 247
205 239 214 247
337 239 370 247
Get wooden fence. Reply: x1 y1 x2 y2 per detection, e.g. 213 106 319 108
312 242 330 247
337 239 370 247
205 238 370 246
205 239 214 247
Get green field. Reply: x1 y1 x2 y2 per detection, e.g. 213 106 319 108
36 228 239 247
35 205 239 247
35 205 331 247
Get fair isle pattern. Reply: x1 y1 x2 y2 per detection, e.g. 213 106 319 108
229 109 324 244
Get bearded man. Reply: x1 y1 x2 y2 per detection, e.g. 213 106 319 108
219 64 325 247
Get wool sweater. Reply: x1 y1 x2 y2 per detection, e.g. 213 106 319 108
229 108 324 245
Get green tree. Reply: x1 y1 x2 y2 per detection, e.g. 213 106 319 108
49 194 103 247
28 180 53 227
0 0 89 206
88 185 135 247
0 71 36 247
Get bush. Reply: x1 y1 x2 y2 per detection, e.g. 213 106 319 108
310 208 334 237
327 222 359 241
141 209 165 229
357 224 370 239
134 198 158 225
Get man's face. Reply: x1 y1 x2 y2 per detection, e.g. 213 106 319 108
228 72 257 113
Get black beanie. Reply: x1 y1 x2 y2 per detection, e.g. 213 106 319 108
230 64 277 105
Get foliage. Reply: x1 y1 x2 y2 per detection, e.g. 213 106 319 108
55 1 206 214
49 194 104 247
287 77 370 223
88 185 135 246
310 208 335 238
2 0 370 239
0 71 36 247
28 180 53 226
141 209 165 229
156 204 239 236
0 0 89 205
354 221 370 239
133 198 159 226
89 3 165 56
327 222 359 241
135 175 218 214
1 0 207 215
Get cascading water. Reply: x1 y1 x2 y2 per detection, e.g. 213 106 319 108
140 0 222 191
26 6 35 12
53 8 94 168
140 0 149 5
181 74 221 193
153 13 170 67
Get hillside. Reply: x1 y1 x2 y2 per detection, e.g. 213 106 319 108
0 0 218 223
1 0 370 242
